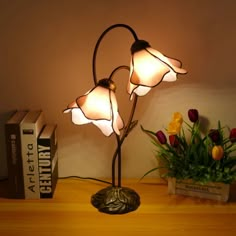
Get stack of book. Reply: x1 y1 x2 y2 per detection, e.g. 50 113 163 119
5 110 58 199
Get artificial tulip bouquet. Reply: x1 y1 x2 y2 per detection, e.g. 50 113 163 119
141 109 236 184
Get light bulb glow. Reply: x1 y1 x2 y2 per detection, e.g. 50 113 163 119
128 47 187 99
64 84 124 136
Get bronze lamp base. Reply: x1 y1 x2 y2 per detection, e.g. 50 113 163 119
91 186 140 214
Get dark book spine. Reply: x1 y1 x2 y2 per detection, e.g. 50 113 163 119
5 124 25 198
38 130 58 198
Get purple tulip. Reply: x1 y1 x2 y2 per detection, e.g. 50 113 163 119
229 128 236 143
169 135 179 147
208 129 221 144
156 130 167 144
188 109 199 123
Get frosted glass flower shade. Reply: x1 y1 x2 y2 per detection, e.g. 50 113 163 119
64 79 124 136
64 33 187 137
128 40 187 99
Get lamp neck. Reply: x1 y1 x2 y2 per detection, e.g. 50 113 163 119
131 40 151 54
97 78 116 92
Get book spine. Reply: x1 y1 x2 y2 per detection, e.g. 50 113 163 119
21 112 45 199
21 124 40 199
51 150 58 197
5 124 25 198
38 128 58 198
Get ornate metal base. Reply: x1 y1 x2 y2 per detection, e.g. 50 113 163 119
91 186 140 214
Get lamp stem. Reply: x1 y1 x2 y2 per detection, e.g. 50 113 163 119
117 134 122 187
90 24 141 214
111 94 138 187
92 23 139 187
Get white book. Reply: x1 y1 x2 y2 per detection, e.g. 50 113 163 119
20 110 45 199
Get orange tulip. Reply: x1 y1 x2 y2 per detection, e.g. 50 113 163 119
212 145 224 160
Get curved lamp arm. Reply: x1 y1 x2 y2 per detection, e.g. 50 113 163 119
92 24 138 85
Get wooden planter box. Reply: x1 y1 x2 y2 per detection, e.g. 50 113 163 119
168 178 230 202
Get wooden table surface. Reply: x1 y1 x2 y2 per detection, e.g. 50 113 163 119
0 178 236 236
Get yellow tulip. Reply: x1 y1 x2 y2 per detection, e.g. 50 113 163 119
167 121 182 135
172 112 183 124
212 145 224 160
167 112 183 135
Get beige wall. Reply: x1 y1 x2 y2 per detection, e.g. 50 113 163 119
1 0 236 179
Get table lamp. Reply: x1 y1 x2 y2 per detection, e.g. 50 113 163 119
64 23 187 214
